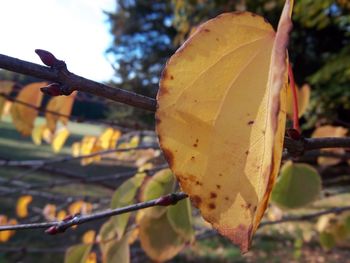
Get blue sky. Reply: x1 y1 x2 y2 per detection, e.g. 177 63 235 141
0 0 116 81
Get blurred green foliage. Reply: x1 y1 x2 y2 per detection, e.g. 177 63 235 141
107 0 350 128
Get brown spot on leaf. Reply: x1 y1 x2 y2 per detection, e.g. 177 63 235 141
245 150 249 155
210 192 217 199
224 196 229 201
208 203 216 210
170 75 174 80
247 120 254 126
215 38 219 41
195 181 202 186
191 195 202 207
216 184 221 189
193 138 199 147
204 28 210 32
191 156 195 161
218 173 223 177
188 174 197 183
242 203 252 210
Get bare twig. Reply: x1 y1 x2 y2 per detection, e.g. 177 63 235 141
0 185 88 202
284 136 350 157
0 192 187 232
5 165 167 192
0 145 158 167
0 53 157 111
260 205 350 227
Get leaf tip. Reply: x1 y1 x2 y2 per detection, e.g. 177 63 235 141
217 224 253 253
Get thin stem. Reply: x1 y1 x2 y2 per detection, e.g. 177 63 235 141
0 192 187 232
288 63 300 132
260 205 350 227
0 145 158 167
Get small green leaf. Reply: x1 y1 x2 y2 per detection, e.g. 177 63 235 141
111 173 145 208
271 161 322 209
139 212 184 262
99 219 117 244
344 216 350 232
140 169 175 218
64 244 92 263
141 169 175 200
167 198 194 240
103 233 130 263
110 173 145 238
319 232 336 250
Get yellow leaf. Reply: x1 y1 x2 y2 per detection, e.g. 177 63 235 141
52 126 70 153
42 204 57 221
82 230 96 244
156 1 293 252
45 91 76 133
1 100 12 118
72 142 81 157
57 210 67 221
312 125 348 166
7 218 17 238
85 252 97 263
110 129 122 149
42 126 54 143
69 201 92 215
80 136 98 165
98 128 115 150
10 82 46 136
0 216 17 243
286 84 310 118
0 215 7 225
31 124 47 145
16 195 33 218
0 80 15 118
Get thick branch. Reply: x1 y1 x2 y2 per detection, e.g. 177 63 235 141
0 53 157 111
284 136 350 157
